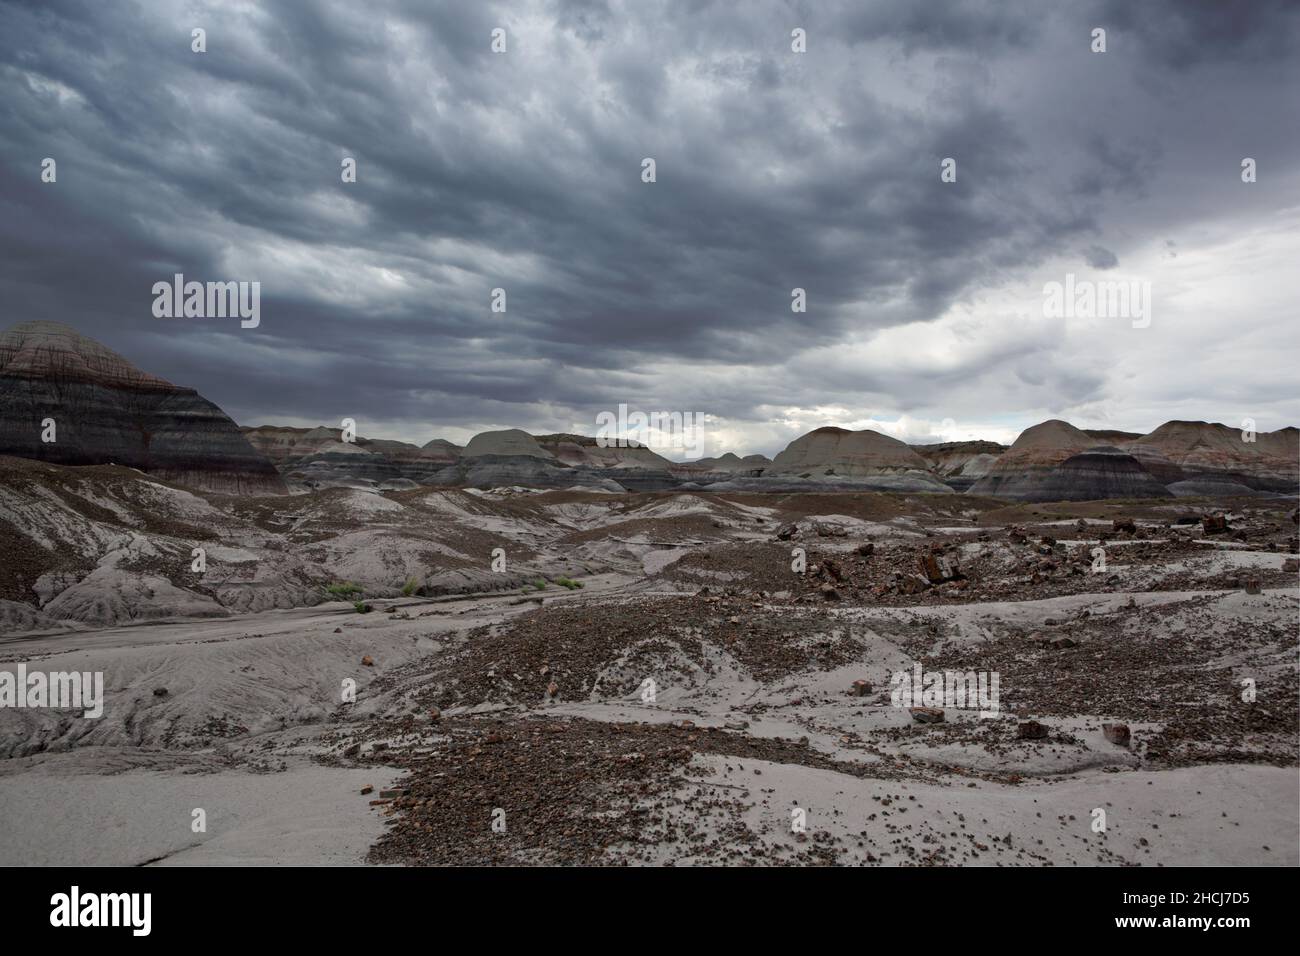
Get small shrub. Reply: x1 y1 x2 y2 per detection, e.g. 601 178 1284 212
555 577 583 590
401 576 420 597
533 579 547 591
353 601 373 614
325 581 363 600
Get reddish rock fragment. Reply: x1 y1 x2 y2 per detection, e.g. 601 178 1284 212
1103 723 1131 747
1017 720 1049 740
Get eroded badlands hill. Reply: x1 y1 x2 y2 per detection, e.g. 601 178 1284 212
1 321 285 495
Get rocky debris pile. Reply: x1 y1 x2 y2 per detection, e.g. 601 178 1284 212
363 716 696 865
0 321 285 495
397 597 878 709
356 715 931 866
657 512 1290 610
799 540 971 602
920 600 1298 768
660 540 810 595
415 601 713 708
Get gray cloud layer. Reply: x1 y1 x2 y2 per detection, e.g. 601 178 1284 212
2 0 1297 455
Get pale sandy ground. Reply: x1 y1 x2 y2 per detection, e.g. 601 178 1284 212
647 757 1298 866
0 757 397 866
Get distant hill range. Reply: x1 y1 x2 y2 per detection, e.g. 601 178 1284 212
2 321 1295 501
245 416 1295 502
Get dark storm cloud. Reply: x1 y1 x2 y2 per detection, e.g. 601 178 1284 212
0 0 1295 453
1083 245 1117 270
1098 0 1300 70
836 0 1040 52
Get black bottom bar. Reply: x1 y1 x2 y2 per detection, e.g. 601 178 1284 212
6 865 1280 940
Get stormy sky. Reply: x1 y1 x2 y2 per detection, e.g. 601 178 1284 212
2 0 1297 459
